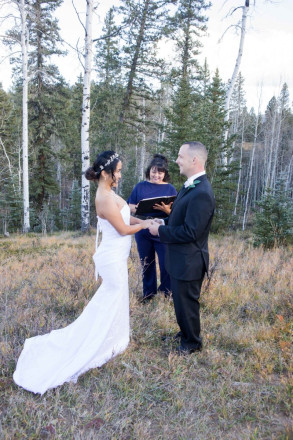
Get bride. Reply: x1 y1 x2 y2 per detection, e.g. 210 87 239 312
13 151 151 394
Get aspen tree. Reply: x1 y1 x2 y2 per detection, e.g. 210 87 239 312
19 0 30 232
222 0 249 166
81 0 95 232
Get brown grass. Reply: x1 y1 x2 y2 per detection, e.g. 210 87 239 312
0 232 292 439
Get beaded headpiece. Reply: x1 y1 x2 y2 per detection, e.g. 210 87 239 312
99 153 119 171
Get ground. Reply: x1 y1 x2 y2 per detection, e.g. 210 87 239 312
0 232 292 439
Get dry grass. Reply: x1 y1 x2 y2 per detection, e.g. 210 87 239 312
0 232 292 439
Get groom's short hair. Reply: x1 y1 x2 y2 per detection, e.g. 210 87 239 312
184 141 207 166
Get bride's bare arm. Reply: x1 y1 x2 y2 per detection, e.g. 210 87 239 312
96 197 151 235
128 203 137 214
130 216 144 225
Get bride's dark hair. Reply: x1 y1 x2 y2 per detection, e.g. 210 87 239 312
85 150 120 181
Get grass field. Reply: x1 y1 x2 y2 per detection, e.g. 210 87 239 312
0 232 292 439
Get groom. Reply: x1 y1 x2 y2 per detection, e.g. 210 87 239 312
149 142 215 354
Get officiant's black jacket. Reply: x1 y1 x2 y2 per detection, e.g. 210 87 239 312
158 174 215 281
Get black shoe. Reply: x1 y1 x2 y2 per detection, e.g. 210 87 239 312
164 292 172 299
161 331 182 342
174 344 202 355
174 331 182 340
141 294 155 304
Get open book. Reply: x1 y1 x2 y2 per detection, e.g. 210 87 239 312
135 195 176 216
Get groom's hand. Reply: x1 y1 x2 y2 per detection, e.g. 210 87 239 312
149 221 160 236
154 218 164 224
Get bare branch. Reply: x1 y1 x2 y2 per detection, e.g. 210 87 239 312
0 49 21 64
72 0 86 33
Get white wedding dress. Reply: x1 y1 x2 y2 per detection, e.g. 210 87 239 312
13 204 132 395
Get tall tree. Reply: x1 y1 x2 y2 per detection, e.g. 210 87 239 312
118 0 173 123
162 0 211 184
222 0 250 166
81 0 95 232
3 0 30 231
91 7 124 151
0 86 22 234
27 0 65 211
19 0 30 232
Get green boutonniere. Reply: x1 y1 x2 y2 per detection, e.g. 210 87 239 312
186 179 201 191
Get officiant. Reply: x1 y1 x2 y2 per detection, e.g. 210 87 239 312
128 154 177 302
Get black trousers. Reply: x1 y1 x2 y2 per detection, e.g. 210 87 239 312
170 276 203 349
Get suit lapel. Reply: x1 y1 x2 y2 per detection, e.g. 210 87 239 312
175 185 188 202
170 175 206 213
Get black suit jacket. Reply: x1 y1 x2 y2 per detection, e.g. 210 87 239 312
158 175 215 281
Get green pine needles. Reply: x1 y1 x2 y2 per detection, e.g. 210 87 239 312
253 181 293 249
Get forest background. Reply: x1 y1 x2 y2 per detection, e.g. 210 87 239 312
0 0 292 246
0 2 292 437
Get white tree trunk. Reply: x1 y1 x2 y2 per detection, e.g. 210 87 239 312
223 1 249 165
140 97 146 180
265 106 277 191
285 155 293 192
0 137 15 186
19 0 30 233
233 118 244 216
271 91 287 191
81 0 94 232
242 104 261 230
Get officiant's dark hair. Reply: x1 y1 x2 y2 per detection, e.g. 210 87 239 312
145 154 170 182
85 150 120 181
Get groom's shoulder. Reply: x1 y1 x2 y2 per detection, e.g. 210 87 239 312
191 177 215 202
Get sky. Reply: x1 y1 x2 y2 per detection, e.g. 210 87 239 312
1 0 292 112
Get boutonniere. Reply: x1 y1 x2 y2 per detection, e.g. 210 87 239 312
186 179 201 191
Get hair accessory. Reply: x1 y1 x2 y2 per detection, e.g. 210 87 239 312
99 153 119 170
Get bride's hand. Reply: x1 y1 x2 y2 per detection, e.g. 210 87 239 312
141 219 153 229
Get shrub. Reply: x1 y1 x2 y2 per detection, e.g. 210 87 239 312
253 184 293 248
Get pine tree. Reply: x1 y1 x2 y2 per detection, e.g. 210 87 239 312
118 0 173 123
91 8 124 151
162 0 211 186
27 0 66 212
195 68 237 231
253 177 293 248
0 86 22 233
67 180 81 230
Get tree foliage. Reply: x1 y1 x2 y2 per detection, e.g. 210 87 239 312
1 0 292 239
253 180 293 248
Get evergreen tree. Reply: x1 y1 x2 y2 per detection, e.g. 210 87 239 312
253 177 293 248
92 8 124 151
195 68 227 178
67 180 81 230
27 0 66 212
61 77 83 182
195 69 237 231
162 0 211 186
0 86 22 233
118 0 173 123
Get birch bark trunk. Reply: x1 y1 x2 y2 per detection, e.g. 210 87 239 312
265 105 277 191
233 118 244 216
139 97 146 181
223 1 249 166
81 0 94 232
242 105 261 230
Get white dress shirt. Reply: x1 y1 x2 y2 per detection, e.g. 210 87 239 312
184 171 206 188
